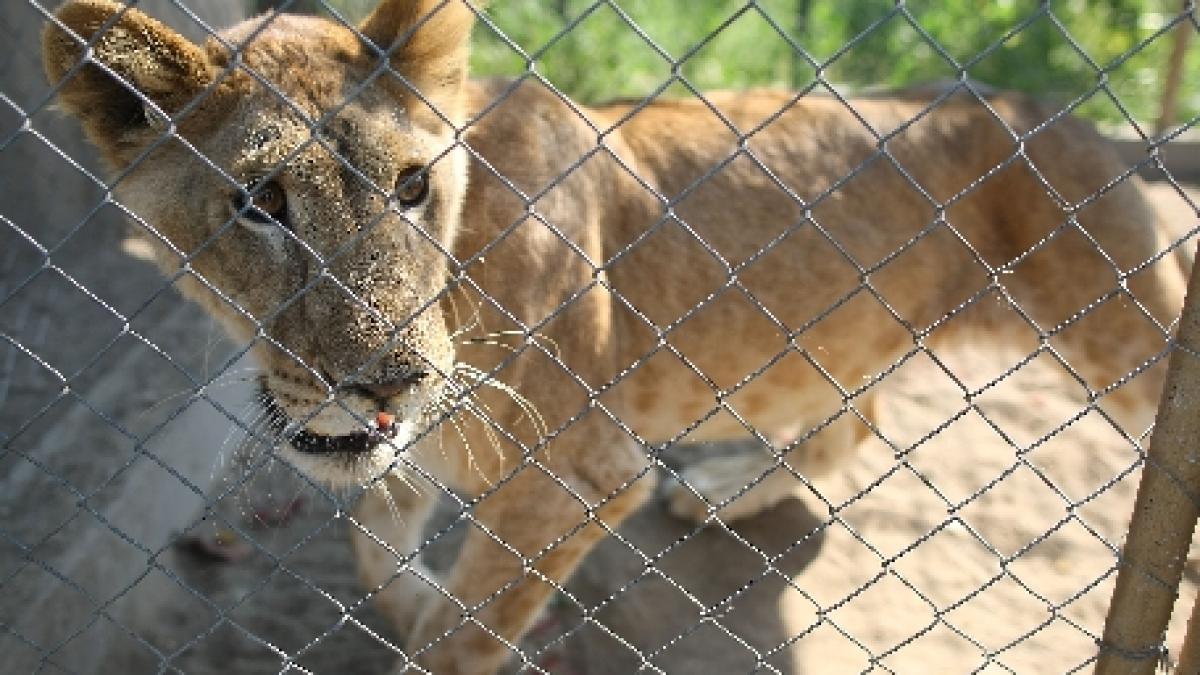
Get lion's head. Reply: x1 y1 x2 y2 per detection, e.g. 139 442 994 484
43 0 479 483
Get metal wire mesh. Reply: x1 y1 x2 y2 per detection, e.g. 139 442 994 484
2 0 1200 673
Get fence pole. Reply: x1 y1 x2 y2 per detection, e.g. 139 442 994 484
1096 244 1200 674
1175 591 1200 674
1154 0 1194 138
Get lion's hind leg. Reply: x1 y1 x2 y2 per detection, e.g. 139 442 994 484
997 169 1190 435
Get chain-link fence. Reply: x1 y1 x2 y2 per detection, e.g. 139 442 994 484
3 1 1200 673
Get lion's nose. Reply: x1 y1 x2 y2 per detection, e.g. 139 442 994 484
349 368 428 401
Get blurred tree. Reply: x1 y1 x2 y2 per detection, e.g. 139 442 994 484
258 0 1198 129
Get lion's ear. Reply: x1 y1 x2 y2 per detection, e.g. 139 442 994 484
42 0 213 159
358 0 481 121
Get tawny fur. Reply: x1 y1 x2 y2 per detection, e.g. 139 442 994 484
44 1 1187 672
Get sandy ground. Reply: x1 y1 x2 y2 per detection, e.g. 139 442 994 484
1 180 1196 675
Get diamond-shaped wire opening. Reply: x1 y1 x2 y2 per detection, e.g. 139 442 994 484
1 555 102 641
792 286 913 397
969 348 1093 450
1005 517 1118 609
1071 455 1149 548
3 400 174 546
167 526 351 666
0 131 113 251
541 528 661 666
897 408 1017 506
823 4 959 88
48 611 170 673
827 570 940 661
224 563 361 652
0 269 125 381
833 462 949 562
110 566 223 660
605 223 732 330
942 569 1061 668
921 287 1043 380
1042 5 1190 134
955 462 1072 561
476 0 679 105
1023 407 1144 504
580 564 705 665
882 619 993 674
888 520 1001 611
868 349 967 447
669 3 810 96
782 512 883 613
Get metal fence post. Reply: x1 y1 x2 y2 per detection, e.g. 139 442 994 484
1097 244 1200 674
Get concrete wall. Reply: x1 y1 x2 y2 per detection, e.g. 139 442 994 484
1114 138 1200 183
0 3 251 672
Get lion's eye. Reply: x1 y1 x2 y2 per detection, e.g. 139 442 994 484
394 166 430 208
234 179 289 228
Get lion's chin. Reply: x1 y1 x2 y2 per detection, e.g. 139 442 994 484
281 420 418 487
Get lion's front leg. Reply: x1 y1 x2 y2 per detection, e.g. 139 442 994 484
405 444 654 674
351 472 440 639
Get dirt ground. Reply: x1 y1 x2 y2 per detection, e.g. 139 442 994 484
1 180 1196 674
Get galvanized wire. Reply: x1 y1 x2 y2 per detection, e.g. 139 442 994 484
2 0 1199 673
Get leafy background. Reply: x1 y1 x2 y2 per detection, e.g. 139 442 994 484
254 0 1197 132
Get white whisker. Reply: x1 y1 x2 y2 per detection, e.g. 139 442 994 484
374 478 403 524
456 330 561 361
210 398 262 485
446 279 485 341
452 363 549 442
133 367 262 424
457 395 507 469
441 402 491 487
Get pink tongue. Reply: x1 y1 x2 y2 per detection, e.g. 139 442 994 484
376 411 395 431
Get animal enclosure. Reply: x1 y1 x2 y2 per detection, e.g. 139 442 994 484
2 1 1199 673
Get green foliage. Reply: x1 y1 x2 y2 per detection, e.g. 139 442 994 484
469 0 802 102
300 0 1199 129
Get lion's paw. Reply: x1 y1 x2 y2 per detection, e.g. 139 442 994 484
664 454 799 524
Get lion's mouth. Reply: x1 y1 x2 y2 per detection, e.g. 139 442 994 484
288 424 398 455
260 386 400 457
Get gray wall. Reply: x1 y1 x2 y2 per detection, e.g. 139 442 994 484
0 3 251 672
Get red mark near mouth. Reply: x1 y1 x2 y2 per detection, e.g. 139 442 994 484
376 411 395 431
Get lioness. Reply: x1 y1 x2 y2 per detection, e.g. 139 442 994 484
43 0 1187 671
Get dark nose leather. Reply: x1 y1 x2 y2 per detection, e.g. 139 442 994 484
351 369 428 401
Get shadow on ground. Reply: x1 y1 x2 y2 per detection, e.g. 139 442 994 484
551 494 824 674
155 466 823 674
